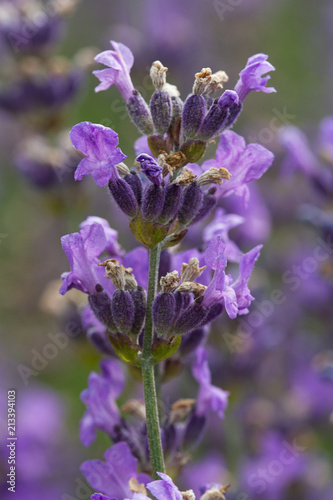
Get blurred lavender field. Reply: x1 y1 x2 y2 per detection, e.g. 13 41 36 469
0 0 333 498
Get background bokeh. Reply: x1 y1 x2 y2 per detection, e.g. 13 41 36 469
1 0 333 498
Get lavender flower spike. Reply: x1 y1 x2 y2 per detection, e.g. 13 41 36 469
70 122 127 186
234 54 276 103
93 41 135 100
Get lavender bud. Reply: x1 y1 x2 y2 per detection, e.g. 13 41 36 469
181 94 206 139
108 178 139 218
111 290 135 334
183 412 206 449
178 182 204 226
201 303 224 328
136 154 163 185
152 292 176 335
171 96 183 124
124 171 143 205
141 184 165 221
197 90 239 141
223 100 243 129
190 192 217 224
126 90 154 135
129 287 147 338
87 329 114 356
171 291 192 327
180 328 206 356
169 96 183 148
173 302 208 335
158 183 183 224
88 287 116 332
150 90 172 135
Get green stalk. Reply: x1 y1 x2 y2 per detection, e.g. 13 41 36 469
141 244 165 477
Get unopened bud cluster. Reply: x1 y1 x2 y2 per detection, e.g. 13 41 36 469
153 259 223 338
109 153 230 249
125 60 241 165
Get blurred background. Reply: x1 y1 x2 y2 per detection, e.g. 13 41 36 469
1 0 333 498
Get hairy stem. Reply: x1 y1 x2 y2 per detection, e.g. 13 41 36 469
141 244 165 477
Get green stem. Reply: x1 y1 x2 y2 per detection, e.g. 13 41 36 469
141 244 165 477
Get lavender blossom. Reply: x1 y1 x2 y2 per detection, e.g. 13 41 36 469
192 347 229 419
70 122 126 186
203 208 245 263
232 244 262 315
93 41 135 99
234 54 276 103
81 442 151 499
147 472 183 500
80 359 125 446
201 131 274 205
60 217 120 295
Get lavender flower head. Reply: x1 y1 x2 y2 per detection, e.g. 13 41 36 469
59 38 276 495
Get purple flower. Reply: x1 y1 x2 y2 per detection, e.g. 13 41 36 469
60 217 118 295
278 125 319 177
147 472 183 500
232 244 262 315
81 442 151 500
201 131 274 205
80 216 123 256
202 237 262 318
136 153 163 185
192 347 229 419
234 53 276 103
202 237 238 319
80 359 125 446
223 183 271 245
70 122 127 187
93 41 135 100
203 208 245 263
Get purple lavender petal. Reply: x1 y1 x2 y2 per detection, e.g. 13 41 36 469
204 208 245 263
60 220 117 295
79 359 125 446
93 41 135 100
147 472 183 500
202 131 274 206
234 53 276 103
81 442 151 500
80 216 123 257
192 347 229 418
70 122 127 187
232 244 262 315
